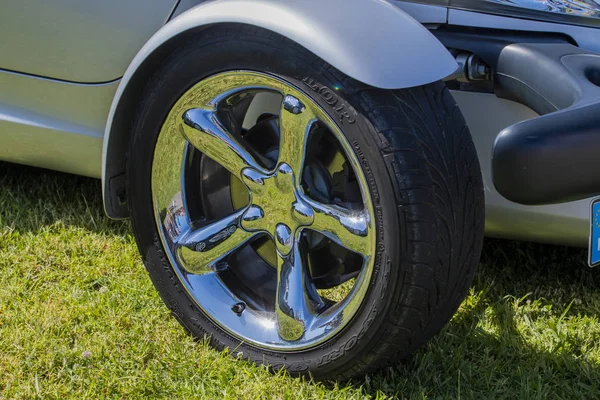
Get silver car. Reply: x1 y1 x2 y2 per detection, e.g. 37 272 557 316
2 0 600 379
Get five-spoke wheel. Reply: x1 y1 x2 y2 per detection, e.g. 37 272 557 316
152 72 375 349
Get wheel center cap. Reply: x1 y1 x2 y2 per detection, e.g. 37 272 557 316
240 163 314 255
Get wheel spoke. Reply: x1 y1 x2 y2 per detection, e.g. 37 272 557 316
181 108 261 178
304 198 373 256
278 95 317 184
276 242 314 341
174 208 257 274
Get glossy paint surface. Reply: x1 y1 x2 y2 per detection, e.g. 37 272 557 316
0 70 117 177
488 0 600 18
0 0 177 82
450 0 600 27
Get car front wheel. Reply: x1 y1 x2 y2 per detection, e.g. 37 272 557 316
126 25 484 380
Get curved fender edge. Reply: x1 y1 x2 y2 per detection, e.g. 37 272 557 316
102 0 456 218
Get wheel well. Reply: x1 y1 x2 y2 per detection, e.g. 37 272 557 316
103 26 211 219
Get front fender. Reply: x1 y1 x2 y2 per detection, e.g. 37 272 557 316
103 0 457 218
137 0 456 89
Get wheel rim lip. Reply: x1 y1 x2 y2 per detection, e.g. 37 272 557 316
151 70 377 351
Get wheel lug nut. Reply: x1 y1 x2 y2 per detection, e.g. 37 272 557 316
283 95 305 115
231 302 246 315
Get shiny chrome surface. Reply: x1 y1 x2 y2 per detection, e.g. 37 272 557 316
175 207 258 274
152 71 376 349
488 0 600 18
237 163 315 255
450 0 600 27
181 108 263 174
448 9 600 53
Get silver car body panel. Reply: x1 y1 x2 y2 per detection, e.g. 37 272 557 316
108 0 457 91
173 0 452 23
393 1 449 23
0 69 117 177
0 0 177 82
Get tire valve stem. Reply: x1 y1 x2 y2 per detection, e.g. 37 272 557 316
231 302 246 315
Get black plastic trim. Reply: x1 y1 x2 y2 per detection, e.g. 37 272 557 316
433 27 572 70
491 43 600 204
0 67 121 86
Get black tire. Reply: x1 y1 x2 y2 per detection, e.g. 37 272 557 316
126 24 484 380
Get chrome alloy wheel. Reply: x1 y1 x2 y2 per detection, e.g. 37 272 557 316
151 71 375 350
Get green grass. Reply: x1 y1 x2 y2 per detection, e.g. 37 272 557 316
1 162 600 399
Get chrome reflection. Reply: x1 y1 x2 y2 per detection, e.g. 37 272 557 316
276 242 315 341
487 0 600 17
151 71 376 351
305 198 372 256
454 0 600 25
181 108 261 177
236 162 315 256
175 208 258 274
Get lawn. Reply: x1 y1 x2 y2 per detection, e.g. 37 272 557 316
1 161 599 399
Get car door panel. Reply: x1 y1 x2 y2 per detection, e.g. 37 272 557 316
0 69 118 177
0 0 177 83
